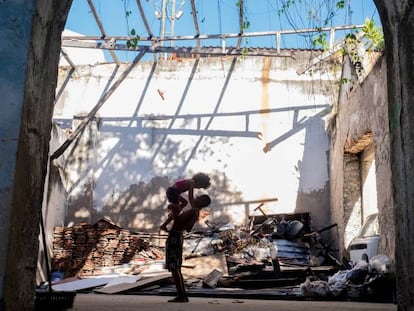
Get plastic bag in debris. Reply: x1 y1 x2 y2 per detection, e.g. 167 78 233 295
328 270 349 296
347 260 369 285
302 260 373 297
300 277 330 297
328 260 369 295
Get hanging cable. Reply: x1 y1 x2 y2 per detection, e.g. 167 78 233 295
217 0 222 34
346 0 352 25
266 0 274 48
199 0 205 34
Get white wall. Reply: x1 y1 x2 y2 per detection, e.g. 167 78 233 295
52 54 338 232
60 30 106 66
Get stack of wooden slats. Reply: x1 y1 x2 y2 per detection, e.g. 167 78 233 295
51 218 153 277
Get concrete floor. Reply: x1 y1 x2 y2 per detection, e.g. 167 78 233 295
70 294 397 311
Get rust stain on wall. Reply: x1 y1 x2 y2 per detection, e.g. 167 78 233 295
260 57 272 143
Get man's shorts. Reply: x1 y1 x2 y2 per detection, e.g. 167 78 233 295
165 229 184 271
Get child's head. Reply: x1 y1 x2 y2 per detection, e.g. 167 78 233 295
192 172 211 189
195 194 211 209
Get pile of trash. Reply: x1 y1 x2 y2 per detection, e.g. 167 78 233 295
300 254 395 302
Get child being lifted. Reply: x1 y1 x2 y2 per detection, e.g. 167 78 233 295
160 172 211 232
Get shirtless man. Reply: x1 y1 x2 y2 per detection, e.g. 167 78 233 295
160 173 211 232
164 188 211 302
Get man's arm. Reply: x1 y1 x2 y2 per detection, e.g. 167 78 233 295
187 184 195 208
160 200 187 232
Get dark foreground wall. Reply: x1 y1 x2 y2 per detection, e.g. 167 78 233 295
0 1 72 310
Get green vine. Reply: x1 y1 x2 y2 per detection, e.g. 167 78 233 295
310 18 383 53
340 18 383 70
312 30 329 50
122 0 140 50
236 1 250 58
277 0 381 52
127 28 140 50
336 0 345 9
278 0 302 16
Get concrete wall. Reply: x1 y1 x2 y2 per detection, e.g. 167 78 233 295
0 1 34 298
329 54 395 261
0 1 35 298
51 53 339 234
0 1 72 309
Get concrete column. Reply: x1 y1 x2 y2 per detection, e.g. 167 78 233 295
0 1 72 309
0 0 36 302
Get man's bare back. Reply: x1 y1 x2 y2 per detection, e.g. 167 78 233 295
170 206 200 232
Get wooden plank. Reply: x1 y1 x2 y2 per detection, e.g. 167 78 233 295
223 277 302 289
102 275 141 288
182 252 228 278
94 273 171 294
52 276 118 292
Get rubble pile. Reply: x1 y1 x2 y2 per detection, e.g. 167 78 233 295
47 216 395 303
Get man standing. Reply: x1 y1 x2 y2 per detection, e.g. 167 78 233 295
164 188 211 302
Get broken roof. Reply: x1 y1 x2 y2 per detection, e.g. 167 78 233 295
62 0 373 65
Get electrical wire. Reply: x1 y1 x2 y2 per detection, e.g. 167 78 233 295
266 0 274 48
217 0 222 34
122 0 131 35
